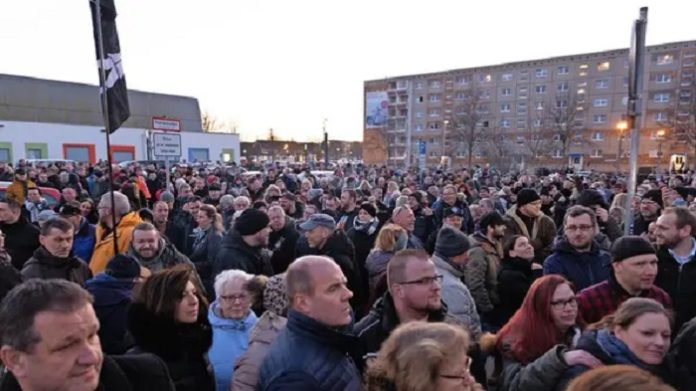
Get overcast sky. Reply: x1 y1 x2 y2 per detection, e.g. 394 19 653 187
0 0 694 142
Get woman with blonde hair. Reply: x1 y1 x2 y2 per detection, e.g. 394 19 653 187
365 224 408 299
565 365 675 391
364 321 483 391
191 204 224 298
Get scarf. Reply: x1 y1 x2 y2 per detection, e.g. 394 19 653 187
596 329 653 370
353 217 379 236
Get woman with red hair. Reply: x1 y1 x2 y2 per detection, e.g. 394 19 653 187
495 275 601 391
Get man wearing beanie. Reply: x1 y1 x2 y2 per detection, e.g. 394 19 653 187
576 235 671 324
432 226 482 340
632 188 663 235
214 208 273 278
503 188 557 263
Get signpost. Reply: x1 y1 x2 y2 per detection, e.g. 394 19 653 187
153 132 182 191
152 117 181 132
418 140 427 184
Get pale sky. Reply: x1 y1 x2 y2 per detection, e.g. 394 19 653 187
0 0 694 142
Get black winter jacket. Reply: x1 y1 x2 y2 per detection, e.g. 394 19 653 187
1 216 40 270
21 247 92 286
497 257 542 325
214 230 273 278
268 218 300 274
655 246 696 332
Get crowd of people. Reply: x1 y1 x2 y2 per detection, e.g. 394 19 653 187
1 159 696 390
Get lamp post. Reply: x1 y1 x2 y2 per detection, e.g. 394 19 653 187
441 120 449 168
656 128 666 173
616 120 628 171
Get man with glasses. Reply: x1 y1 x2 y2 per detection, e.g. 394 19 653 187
354 249 457 370
503 188 556 263
543 206 611 290
576 236 671 324
632 189 663 236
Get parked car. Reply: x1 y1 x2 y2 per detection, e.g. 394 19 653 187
0 182 61 207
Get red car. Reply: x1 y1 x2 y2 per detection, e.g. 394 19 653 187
0 183 61 207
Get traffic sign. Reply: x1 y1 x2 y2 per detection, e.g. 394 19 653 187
153 132 182 157
418 140 427 156
152 117 181 132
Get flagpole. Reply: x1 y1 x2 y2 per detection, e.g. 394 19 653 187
94 0 120 256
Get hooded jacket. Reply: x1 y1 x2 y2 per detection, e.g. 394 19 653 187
543 238 611 291
73 216 96 262
214 230 273 278
207 301 257 391
431 254 482 340
90 211 142 274
504 205 557 263
85 273 135 354
127 238 192 273
21 246 92 286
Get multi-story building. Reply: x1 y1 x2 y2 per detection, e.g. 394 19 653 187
241 140 362 165
364 40 696 172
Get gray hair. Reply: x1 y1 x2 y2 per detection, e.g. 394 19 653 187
0 280 93 352
219 194 235 210
214 269 253 298
267 205 285 216
234 196 250 206
99 191 130 217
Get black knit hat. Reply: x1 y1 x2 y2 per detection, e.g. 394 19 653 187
105 254 140 280
479 211 505 230
359 202 377 218
516 188 540 207
642 189 663 208
435 226 471 257
611 236 656 263
235 208 270 235
576 189 609 209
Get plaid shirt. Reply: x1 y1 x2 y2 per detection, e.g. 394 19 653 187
577 273 672 324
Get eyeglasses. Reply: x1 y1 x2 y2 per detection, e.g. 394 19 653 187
439 356 472 381
550 297 577 310
398 274 443 286
565 224 593 232
220 294 249 303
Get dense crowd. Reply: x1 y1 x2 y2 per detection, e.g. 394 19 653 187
1 159 696 390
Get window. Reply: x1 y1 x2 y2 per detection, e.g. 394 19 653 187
533 119 543 127
429 80 442 88
558 65 570 75
0 148 10 163
501 73 514 81
592 132 604 141
556 100 568 108
418 96 424 103
577 88 586 95
623 76 629 86
553 149 563 158
456 75 471 85
396 80 407 89
558 82 569 92
520 70 529 81
500 103 511 113
517 102 527 113
26 148 43 159
517 118 527 128
415 81 423 89
657 54 674 65
535 102 544 111
188 148 209 162
535 85 546 94
593 98 608 107
428 122 440 130
591 149 603 157
479 90 490 99
597 61 611 71
501 88 512 96
64 144 94 163
594 79 610 89
416 111 423 118
501 120 511 128
516 136 525 144
429 94 441 102
535 68 548 78
592 114 607 124
415 124 423 132
655 112 667 122
621 96 628 106
579 64 588 77
518 87 528 99
656 74 671 83
428 109 440 117
654 93 670 103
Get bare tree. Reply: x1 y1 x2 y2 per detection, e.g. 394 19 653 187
661 84 696 169
523 108 560 166
480 123 516 171
202 111 224 132
449 84 486 168
542 92 583 158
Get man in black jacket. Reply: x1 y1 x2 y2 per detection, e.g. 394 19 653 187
213 208 273 278
0 279 175 391
267 206 299 274
21 217 92 287
0 196 39 270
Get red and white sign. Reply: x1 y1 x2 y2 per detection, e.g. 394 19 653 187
152 117 181 132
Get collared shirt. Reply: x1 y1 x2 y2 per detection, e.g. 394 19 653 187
668 237 696 267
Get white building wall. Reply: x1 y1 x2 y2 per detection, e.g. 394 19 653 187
0 121 240 164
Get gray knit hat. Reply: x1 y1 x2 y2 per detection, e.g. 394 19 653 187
435 226 471 257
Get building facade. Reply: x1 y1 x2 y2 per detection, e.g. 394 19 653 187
241 140 362 164
364 40 696 172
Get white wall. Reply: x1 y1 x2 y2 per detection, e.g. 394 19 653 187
0 120 240 164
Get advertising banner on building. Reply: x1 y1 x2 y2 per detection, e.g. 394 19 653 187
365 91 388 128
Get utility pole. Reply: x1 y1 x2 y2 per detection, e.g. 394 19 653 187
269 128 275 164
323 118 329 167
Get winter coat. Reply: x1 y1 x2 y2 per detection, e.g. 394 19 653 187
0 252 22 303
0 216 40 270
257 310 361 391
412 207 436 245
21 247 92 286
23 198 50 223
543 238 611 291
207 302 257 391
365 250 394 296
504 205 557 263
127 302 215 391
497 257 542 325
667 316 696 391
231 312 287 391
655 245 696 332
85 273 135 354
499 345 572 391
6 178 35 204
466 233 502 314
0 353 176 391
73 216 96 263
90 212 143 274
190 227 223 298
127 238 192 273
433 198 475 234
166 209 196 256
268 218 300 274
347 218 380 303
432 254 482 341
556 329 670 391
213 230 273 278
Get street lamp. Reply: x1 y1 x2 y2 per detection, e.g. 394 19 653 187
616 120 628 170
656 128 666 172
441 120 450 167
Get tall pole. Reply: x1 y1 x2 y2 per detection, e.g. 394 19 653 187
624 7 648 236
95 0 120 255
323 118 329 167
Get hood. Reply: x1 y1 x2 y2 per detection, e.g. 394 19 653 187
208 301 257 331
366 250 394 277
118 211 142 230
85 273 134 306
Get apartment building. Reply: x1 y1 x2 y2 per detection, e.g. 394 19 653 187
363 40 696 172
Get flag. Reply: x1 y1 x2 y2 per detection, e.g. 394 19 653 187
90 0 130 133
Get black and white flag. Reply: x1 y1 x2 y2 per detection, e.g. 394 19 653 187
90 0 130 133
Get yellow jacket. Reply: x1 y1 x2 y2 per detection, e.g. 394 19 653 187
6 179 36 204
89 211 142 274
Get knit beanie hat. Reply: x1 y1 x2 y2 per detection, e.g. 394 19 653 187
516 188 540 207
479 211 505 231
263 273 288 316
642 189 663 208
105 254 141 280
359 202 377 218
435 226 471 258
235 208 270 236
611 236 656 263
160 191 175 203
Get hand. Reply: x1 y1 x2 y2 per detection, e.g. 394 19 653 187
531 263 543 271
594 207 609 223
423 207 433 216
337 220 346 231
563 350 602 369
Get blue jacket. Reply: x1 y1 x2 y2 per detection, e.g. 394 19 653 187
73 217 96 263
207 301 257 391
258 310 361 391
85 273 134 354
543 239 611 291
